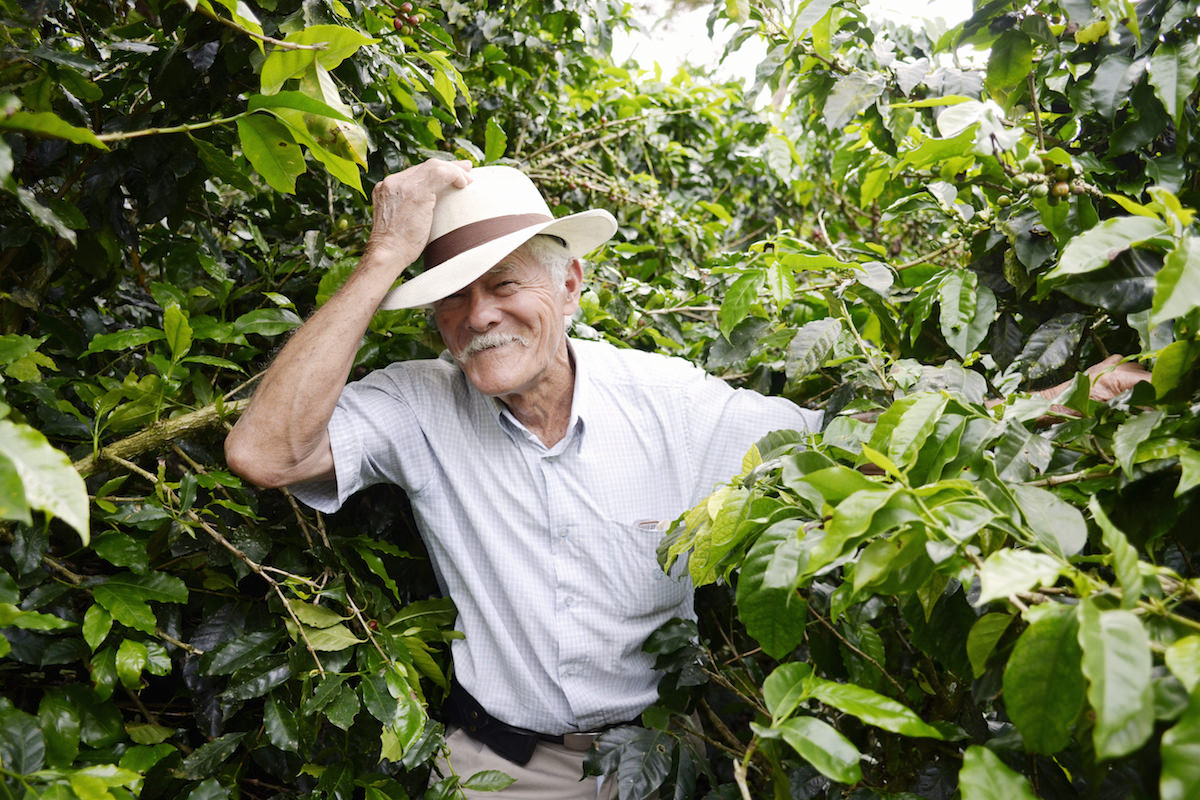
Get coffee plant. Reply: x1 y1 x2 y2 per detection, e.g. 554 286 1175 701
2 0 1198 798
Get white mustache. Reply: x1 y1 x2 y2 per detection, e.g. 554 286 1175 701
456 331 529 359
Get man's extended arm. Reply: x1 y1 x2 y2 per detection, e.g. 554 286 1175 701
224 159 472 488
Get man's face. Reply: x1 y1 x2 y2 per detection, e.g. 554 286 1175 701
432 246 581 400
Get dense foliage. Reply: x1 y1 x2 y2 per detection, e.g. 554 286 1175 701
2 0 1199 798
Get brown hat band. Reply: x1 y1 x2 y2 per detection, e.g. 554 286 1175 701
424 213 554 268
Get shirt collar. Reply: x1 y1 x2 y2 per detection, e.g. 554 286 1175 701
456 337 591 452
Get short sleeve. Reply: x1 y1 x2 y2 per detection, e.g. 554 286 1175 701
288 366 439 513
685 373 822 500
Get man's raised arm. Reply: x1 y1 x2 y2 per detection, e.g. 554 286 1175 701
224 159 473 488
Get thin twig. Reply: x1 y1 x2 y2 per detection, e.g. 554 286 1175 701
807 602 905 695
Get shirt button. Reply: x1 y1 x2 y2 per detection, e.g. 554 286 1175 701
564 596 575 608
559 528 569 539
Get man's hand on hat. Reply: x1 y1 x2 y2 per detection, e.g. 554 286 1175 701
365 158 473 271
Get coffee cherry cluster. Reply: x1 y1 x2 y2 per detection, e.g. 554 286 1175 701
391 1 425 35
1003 152 1085 207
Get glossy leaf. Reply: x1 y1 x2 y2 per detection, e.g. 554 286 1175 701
0 419 89 544
1002 604 1085 754
737 520 808 659
1152 235 1200 326
986 31 1034 92
785 317 840 381
1078 601 1154 759
768 716 863 784
763 662 813 722
959 745 1037 800
236 115 305 194
1012 484 1086 558
976 549 1062 606
1089 497 1143 609
1043 216 1171 281
1149 39 1200 130
966 613 1013 678
808 677 944 738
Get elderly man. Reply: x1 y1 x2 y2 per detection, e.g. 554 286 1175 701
224 158 821 798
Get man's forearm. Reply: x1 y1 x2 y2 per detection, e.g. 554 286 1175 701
224 158 474 489
225 246 414 487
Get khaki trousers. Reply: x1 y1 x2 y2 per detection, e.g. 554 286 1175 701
437 726 618 799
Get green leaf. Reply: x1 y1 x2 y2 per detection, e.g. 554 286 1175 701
483 117 507 162
807 677 944 738
233 307 303 337
1149 40 1200 130
1088 497 1143 609
985 31 1035 92
120 743 176 774
1112 409 1165 478
1161 685 1200 800
222 660 291 702
163 303 193 360
822 71 885 130
958 745 1038 800
764 716 863 784
1012 484 1086 557
1166 637 1200 692
174 733 246 780
1043 217 1171 281
869 392 948 469
938 271 995 358
287 600 347 628
1078 600 1154 760
0 707 46 773
1083 54 1138 120
116 638 149 688
0 419 89 544
763 662 813 722
1152 236 1200 326
248 91 354 121
82 604 112 650
324 683 360 730
127 722 173 744
736 520 808 659
183 777 228 800
92 586 156 634
265 694 299 752
966 613 1013 678
96 571 188 604
237 115 305 194
976 549 1062 606
200 629 285 675
1014 313 1086 382
786 317 840 382
38 689 81 767
298 622 362 651
462 770 517 791
0 603 74 630
1002 604 1085 753
85 326 166 354
0 110 109 149
718 271 764 340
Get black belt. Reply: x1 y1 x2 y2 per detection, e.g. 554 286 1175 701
443 678 634 766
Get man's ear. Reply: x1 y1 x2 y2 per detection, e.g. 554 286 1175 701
561 258 584 315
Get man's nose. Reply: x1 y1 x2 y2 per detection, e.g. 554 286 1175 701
464 290 502 331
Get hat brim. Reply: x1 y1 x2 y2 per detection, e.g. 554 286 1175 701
378 209 617 310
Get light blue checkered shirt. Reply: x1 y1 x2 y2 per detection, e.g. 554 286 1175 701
291 338 821 733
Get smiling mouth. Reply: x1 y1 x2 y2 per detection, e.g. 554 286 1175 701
457 332 529 360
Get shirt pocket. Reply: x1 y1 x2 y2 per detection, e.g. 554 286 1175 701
606 519 692 621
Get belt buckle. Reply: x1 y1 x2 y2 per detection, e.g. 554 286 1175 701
561 732 599 751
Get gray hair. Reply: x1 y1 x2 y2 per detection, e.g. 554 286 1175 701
518 234 574 290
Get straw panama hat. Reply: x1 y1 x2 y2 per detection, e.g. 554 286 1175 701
378 165 619 310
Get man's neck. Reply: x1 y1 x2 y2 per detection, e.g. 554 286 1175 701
499 341 575 448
